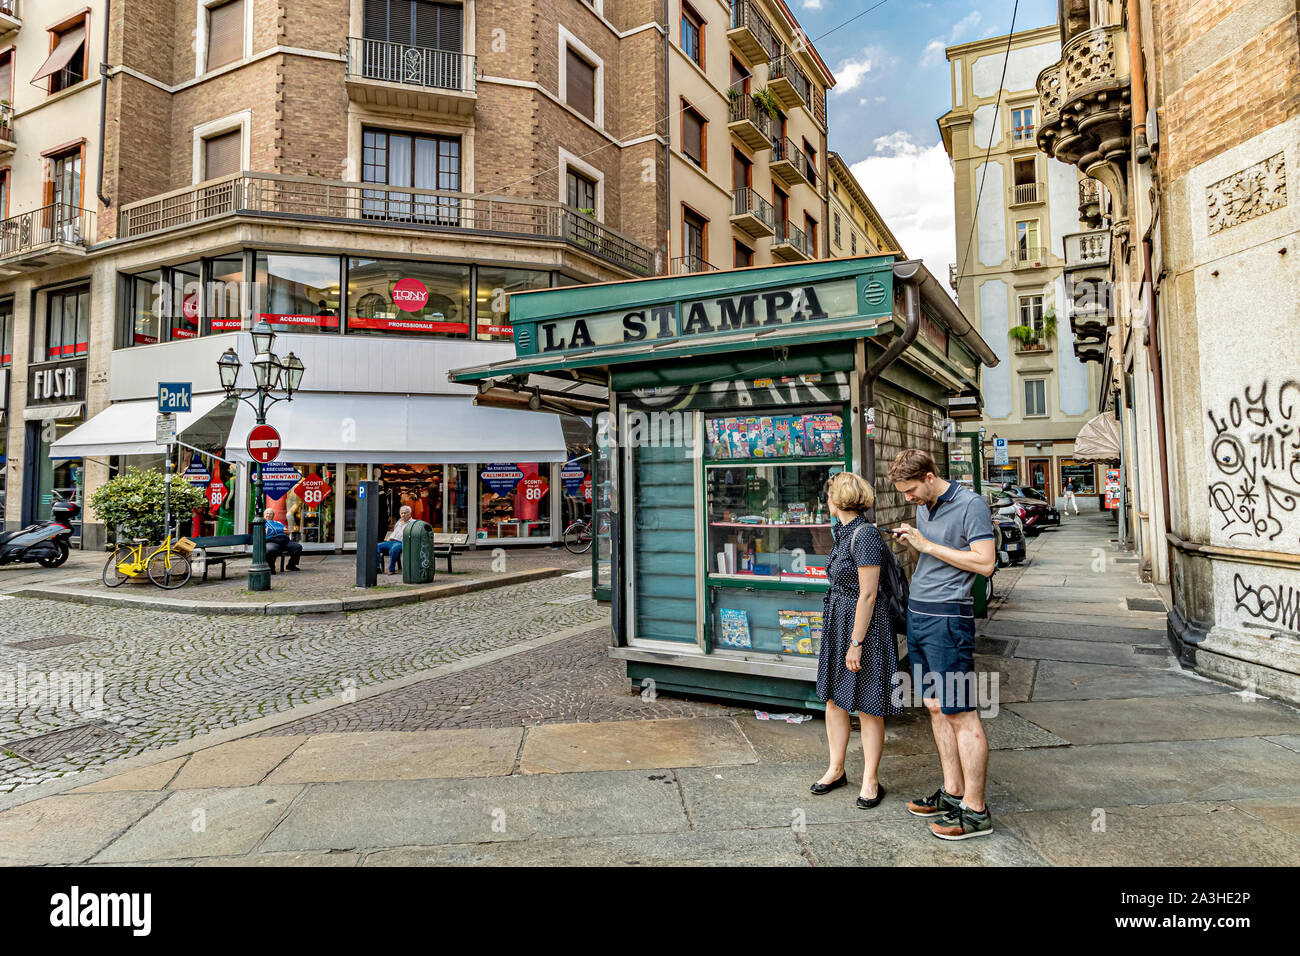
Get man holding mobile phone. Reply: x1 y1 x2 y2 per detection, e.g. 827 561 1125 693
887 449 997 840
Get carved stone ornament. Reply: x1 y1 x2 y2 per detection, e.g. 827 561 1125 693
1206 152 1287 235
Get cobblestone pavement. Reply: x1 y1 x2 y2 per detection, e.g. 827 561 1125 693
0 571 603 794
20 544 590 605
260 628 741 736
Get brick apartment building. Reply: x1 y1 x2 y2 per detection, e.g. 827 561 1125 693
0 0 838 550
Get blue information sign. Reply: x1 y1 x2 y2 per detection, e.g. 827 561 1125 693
158 382 193 413
181 460 212 488
561 460 585 495
481 463 524 496
261 462 303 501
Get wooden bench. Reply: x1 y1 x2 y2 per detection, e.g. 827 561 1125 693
190 534 288 581
433 532 470 573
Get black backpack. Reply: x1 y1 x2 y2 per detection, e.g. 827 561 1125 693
851 524 909 636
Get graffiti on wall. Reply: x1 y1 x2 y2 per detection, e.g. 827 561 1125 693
1232 573 1300 634
1207 380 1300 545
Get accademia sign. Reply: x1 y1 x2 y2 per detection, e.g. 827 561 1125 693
534 278 870 354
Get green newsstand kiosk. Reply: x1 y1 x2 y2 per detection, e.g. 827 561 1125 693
451 255 998 710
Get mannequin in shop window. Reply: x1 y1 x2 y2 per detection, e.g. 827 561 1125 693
377 505 413 575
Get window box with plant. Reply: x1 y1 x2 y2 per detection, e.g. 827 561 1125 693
1010 309 1056 351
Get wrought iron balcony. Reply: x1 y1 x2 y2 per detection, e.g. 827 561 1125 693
1009 182 1042 205
730 187 775 239
1035 25 1131 181
117 172 654 276
670 255 718 275
0 102 13 155
0 0 17 38
770 136 819 189
346 37 476 115
0 204 95 274
728 93 772 151
768 55 811 111
1063 229 1109 269
772 219 812 261
1011 245 1048 269
1078 177 1103 226
728 0 781 66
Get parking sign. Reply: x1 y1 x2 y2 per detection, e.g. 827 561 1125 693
158 382 193 413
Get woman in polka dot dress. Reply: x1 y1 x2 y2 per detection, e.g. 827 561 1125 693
810 471 901 809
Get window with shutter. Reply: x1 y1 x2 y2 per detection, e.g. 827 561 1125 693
566 48 596 121
207 0 245 71
363 0 388 40
204 130 242 180
682 105 704 168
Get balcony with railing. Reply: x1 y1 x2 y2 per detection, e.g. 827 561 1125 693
117 172 654 276
949 263 958 291
1011 245 1048 269
728 0 781 66
0 204 95 275
0 0 17 39
0 102 13 156
670 255 718 275
1078 177 1102 226
346 37 476 115
771 219 812 261
770 136 818 190
1035 25 1131 177
730 187 775 239
727 93 772 151
1064 229 1110 269
1009 182 1042 205
768 54 811 111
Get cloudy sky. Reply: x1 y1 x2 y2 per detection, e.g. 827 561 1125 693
792 0 1058 283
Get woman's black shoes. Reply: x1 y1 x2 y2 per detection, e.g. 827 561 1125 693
809 773 848 795
856 785 886 809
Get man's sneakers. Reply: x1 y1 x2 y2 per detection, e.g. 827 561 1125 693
906 787 962 817
929 803 993 840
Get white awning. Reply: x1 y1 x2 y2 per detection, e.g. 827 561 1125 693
1073 412 1121 463
51 394 231 458
24 402 84 421
32 26 87 84
226 393 568 464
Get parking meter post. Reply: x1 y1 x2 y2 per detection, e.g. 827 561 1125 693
355 480 379 588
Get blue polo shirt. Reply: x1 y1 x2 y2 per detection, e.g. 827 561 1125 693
909 481 994 617
265 519 287 537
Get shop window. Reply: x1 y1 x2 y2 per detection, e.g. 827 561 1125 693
170 261 203 341
362 127 460 223
34 420 83 535
262 463 336 545
128 270 163 347
42 285 90 360
255 252 341 333
681 102 706 169
206 0 246 72
986 458 1020 486
377 463 445 531
346 256 469 338
447 465 469 535
478 463 551 539
476 266 549 341
1024 378 1047 417
0 299 12 366
681 3 703 67
1060 460 1097 495
208 254 246 333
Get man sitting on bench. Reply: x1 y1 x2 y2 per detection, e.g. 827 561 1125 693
377 505 413 575
263 508 302 572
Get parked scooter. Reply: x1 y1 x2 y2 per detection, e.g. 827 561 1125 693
0 499 79 568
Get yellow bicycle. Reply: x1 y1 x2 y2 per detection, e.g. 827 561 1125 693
102 535 193 589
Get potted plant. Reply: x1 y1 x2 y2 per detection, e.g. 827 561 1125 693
1042 308 1057 340
1009 324 1039 349
88 466 206 544
751 86 780 119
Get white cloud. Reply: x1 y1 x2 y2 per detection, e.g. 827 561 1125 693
848 132 955 289
802 0 824 8
920 10 982 67
833 54 874 95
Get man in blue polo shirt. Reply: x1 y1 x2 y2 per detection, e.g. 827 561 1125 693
887 449 996 840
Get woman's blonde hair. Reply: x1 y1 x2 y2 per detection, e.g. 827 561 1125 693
826 471 874 513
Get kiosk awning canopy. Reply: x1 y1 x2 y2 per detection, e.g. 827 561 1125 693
227 393 568 464
51 394 232 458
1073 412 1121 463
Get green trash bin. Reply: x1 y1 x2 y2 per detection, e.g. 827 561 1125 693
401 520 435 584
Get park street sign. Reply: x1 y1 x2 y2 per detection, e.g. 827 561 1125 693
158 382 192 413
155 413 177 446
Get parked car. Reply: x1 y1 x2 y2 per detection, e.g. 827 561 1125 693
1000 482 1049 502
1010 495 1061 535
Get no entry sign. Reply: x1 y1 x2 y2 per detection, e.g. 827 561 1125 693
247 424 282 464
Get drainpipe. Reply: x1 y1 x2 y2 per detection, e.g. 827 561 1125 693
96 0 113 209
661 9 671 275
1126 0 1149 162
862 260 923 513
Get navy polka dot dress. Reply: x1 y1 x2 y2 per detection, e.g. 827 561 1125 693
816 515 902 717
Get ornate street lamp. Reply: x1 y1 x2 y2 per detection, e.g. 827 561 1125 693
218 324 305 592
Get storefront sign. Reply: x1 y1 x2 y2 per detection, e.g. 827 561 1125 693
481 463 525 496
530 278 868 355
347 315 469 335
561 461 585 495
1104 468 1121 510
261 462 302 501
257 313 341 330
207 476 228 511
392 278 429 313
211 318 243 331
28 359 85 405
518 475 548 502
182 460 212 488
293 473 332 506
580 475 592 502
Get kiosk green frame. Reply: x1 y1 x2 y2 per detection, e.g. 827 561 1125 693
452 255 998 710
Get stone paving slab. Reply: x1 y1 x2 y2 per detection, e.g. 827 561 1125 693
988 737 1300 810
882 708 1068 755
1265 735 1300 753
1231 797 1300 839
259 772 691 852
1028 660 1225 701
997 801 1300 866
194 850 361 867
69 757 187 793
800 817 1051 866
265 729 523 784
170 738 306 789
91 785 304 864
0 791 167 865
362 828 808 867
1010 636 1166 667
1008 692 1300 745
979 618 1177 645
996 610 1167 631
519 718 756 774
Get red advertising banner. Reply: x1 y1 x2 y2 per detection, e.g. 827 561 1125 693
210 318 243 331
293 473 332 507
516 474 548 521
207 476 228 512
476 324 514 336
580 475 592 502
347 315 469 335
257 313 341 329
